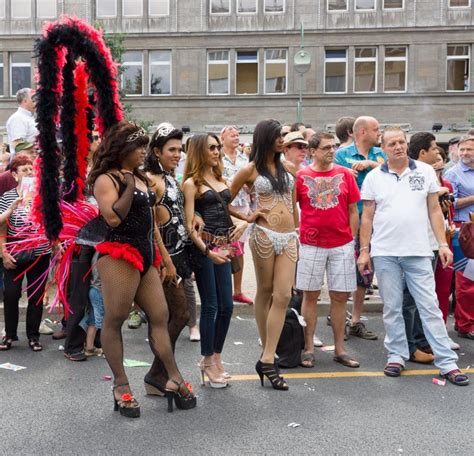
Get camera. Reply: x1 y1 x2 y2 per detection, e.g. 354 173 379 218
439 193 455 204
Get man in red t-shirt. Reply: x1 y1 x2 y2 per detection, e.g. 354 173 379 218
296 132 360 369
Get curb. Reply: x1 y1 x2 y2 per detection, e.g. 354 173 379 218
3 300 384 322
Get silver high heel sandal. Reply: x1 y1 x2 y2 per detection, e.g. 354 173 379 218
198 361 228 388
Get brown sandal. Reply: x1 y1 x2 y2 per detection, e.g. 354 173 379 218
333 354 360 368
300 351 315 368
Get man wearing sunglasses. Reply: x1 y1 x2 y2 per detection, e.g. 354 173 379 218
283 131 309 172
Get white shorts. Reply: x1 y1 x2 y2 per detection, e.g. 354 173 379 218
296 241 357 292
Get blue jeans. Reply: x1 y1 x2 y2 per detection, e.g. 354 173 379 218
373 256 458 374
402 255 437 354
194 257 233 357
79 286 105 331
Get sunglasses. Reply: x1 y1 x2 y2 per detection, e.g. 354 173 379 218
291 143 308 150
209 144 222 152
92 135 100 141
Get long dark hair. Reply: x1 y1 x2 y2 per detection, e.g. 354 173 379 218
88 121 149 186
250 119 289 194
144 126 183 175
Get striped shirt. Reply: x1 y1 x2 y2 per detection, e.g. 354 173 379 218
0 188 51 256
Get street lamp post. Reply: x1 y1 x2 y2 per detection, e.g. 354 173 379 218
294 23 311 124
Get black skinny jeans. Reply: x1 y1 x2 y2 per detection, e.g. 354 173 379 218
64 245 95 354
3 254 51 340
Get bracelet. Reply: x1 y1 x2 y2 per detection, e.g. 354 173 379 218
359 246 370 251
439 243 449 248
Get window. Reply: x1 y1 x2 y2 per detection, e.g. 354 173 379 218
0 55 3 96
208 51 229 95
384 46 407 92
10 53 31 97
265 49 287 94
37 0 57 18
97 0 116 17
264 0 284 13
150 51 171 95
327 0 348 11
238 0 257 13
354 47 377 92
0 0 5 18
150 0 169 15
123 0 142 16
383 0 403 9
236 51 258 95
122 51 143 96
12 0 31 18
449 0 470 7
325 49 347 93
210 0 230 14
356 0 375 10
447 45 470 91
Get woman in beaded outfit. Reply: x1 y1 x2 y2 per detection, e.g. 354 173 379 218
231 119 299 391
89 121 196 417
143 122 198 395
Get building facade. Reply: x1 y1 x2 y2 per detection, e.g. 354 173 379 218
0 0 473 135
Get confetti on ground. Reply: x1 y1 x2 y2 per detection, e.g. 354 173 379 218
321 345 335 352
123 358 151 367
287 423 301 428
102 375 112 381
233 341 244 345
0 363 27 372
360 316 368 321
58 345 64 351
432 377 446 386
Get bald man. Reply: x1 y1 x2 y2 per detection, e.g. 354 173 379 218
335 116 387 340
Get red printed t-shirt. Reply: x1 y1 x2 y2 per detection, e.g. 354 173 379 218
296 164 360 248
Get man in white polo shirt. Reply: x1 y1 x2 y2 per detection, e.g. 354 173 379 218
357 126 468 386
6 88 38 156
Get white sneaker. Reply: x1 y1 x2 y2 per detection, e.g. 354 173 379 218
448 337 460 351
189 326 201 342
313 335 323 347
39 320 54 335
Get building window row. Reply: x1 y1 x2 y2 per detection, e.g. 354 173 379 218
327 0 470 11
0 0 56 19
98 0 169 17
0 45 470 98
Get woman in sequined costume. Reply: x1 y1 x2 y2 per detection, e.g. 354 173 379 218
143 123 197 395
89 121 196 417
231 119 299 391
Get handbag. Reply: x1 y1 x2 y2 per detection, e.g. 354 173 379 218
202 180 241 274
459 213 474 259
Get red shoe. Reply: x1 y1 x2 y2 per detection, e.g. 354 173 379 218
233 293 253 305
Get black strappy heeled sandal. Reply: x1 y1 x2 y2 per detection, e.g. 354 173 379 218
0 336 13 351
164 379 197 413
112 383 140 418
256 360 289 391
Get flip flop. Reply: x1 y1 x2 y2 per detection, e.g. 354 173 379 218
300 351 315 368
384 363 404 377
333 354 360 368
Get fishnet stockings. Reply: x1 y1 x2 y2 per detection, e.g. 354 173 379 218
98 256 182 387
146 283 190 388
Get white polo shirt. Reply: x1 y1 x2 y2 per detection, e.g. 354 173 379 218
6 107 38 155
361 159 440 257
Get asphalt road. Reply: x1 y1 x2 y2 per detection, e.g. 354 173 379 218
1 311 473 456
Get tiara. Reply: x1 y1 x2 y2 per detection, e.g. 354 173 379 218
126 128 147 143
156 123 175 137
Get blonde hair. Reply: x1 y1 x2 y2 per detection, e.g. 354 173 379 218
182 133 224 189
381 126 406 144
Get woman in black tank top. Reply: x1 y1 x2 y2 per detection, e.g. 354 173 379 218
89 122 196 417
182 133 248 389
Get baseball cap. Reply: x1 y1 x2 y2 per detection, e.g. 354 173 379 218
448 137 460 146
15 141 35 153
282 131 308 147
